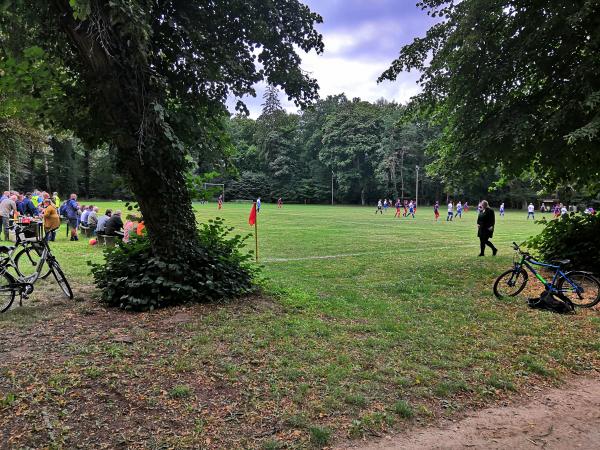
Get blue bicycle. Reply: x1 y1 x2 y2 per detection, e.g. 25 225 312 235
493 242 600 307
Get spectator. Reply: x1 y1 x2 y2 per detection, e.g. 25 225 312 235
19 193 38 216
96 209 112 235
0 191 9 202
0 195 17 241
88 206 99 231
42 198 60 241
104 210 124 237
80 205 93 227
53 192 61 207
65 193 80 241
477 200 497 257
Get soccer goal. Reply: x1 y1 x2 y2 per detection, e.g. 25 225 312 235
202 182 225 202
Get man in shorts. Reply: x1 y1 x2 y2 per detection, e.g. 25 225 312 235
65 193 80 241
447 201 454 221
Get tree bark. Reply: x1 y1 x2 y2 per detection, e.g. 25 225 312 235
29 147 36 190
83 147 91 197
53 0 198 260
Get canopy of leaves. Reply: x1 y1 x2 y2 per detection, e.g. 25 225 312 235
380 0 600 193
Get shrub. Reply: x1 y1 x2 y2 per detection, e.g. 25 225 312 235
90 218 258 310
525 213 600 274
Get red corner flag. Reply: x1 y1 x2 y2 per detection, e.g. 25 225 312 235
248 202 257 226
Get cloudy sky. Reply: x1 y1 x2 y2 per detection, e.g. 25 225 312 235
228 0 436 117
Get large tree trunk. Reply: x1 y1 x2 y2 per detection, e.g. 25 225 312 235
53 0 198 261
29 147 36 190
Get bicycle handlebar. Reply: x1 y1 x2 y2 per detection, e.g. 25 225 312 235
512 241 531 259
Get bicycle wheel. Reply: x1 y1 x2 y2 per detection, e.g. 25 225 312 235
14 245 52 280
493 268 529 298
0 272 17 313
49 260 73 299
557 271 600 308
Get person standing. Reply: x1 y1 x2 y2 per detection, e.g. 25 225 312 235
527 203 535 220
434 201 440 221
42 198 60 241
256 197 261 212
0 195 17 241
65 193 80 241
408 200 415 218
447 201 454 221
375 199 383 214
499 202 505 217
395 198 402 218
477 200 497 257
456 201 463 219
277 197 283 208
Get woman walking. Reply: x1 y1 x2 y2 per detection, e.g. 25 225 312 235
477 200 497 257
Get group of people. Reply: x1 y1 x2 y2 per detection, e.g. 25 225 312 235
59 193 145 242
0 190 145 244
0 190 62 241
376 199 420 218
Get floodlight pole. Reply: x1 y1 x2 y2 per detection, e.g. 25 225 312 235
415 165 420 208
331 170 334 205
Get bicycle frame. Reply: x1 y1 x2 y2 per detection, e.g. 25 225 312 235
514 255 581 295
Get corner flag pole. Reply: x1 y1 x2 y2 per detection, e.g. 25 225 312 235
255 206 258 262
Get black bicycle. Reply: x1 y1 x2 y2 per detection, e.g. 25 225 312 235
493 242 600 308
0 224 73 313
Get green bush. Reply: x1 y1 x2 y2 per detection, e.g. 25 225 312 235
525 213 600 274
90 218 258 310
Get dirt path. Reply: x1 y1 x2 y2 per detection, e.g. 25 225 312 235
341 377 600 450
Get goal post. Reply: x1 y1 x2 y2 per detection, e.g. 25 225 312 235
203 182 225 202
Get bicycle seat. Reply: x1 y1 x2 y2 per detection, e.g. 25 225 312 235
551 259 571 265
0 245 15 253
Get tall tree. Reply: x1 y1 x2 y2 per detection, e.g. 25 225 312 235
4 1 323 288
380 0 600 193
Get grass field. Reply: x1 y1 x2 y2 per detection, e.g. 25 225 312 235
1 202 599 449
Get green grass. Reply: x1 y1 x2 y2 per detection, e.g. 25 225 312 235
2 202 599 448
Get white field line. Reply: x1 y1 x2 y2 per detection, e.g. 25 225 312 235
262 243 481 263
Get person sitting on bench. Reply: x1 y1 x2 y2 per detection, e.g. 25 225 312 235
104 210 124 238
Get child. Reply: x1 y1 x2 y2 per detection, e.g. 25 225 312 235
375 199 383 215
447 201 454 221
408 200 415 218
527 203 535 219
499 202 505 217
395 199 401 218
434 201 440 221
456 201 463 219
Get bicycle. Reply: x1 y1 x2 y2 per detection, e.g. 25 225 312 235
493 242 600 308
0 224 73 313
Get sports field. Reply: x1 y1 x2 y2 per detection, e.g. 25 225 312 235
2 203 599 449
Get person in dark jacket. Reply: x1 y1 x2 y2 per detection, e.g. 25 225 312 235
104 210 124 237
477 200 497 256
18 193 38 216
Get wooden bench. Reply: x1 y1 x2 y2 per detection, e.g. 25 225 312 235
97 234 117 248
79 224 93 238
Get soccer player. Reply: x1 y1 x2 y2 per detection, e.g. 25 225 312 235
257 197 261 212
527 202 535 220
434 201 440 221
217 194 223 210
277 197 283 208
447 201 454 221
383 199 389 213
456 201 463 219
464 201 469 213
375 199 383 214
395 198 402 218
408 200 415 218
499 202 505 217
403 200 408 217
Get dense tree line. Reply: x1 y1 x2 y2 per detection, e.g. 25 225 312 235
219 89 545 208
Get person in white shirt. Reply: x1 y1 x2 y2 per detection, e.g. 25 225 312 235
447 201 454 221
560 205 568 216
527 203 535 220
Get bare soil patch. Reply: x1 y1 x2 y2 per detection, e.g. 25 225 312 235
341 376 600 450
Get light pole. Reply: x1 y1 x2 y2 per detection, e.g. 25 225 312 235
331 169 334 205
415 165 419 208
